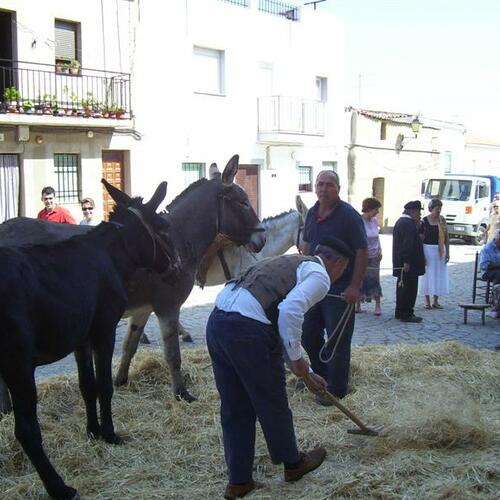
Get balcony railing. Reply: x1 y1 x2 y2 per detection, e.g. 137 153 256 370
219 0 299 21
258 95 324 136
0 59 131 119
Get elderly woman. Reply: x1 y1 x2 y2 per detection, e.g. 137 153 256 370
356 197 383 315
419 198 449 309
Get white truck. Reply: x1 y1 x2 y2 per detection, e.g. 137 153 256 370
421 174 500 245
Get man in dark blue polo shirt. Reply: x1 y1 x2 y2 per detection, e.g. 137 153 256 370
301 170 368 401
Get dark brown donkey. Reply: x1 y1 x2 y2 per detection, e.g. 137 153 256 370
0 181 178 499
0 155 265 406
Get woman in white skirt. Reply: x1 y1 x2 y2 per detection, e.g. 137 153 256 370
419 198 449 309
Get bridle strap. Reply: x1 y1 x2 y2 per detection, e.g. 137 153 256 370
215 190 265 244
217 249 232 281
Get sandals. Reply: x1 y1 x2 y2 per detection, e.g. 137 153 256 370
432 303 443 309
424 304 432 310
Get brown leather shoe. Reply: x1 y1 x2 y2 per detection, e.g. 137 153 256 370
284 447 327 482
224 480 259 499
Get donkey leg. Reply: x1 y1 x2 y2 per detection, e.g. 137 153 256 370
93 331 122 445
74 343 100 439
2 366 77 499
0 374 12 414
115 310 151 387
157 311 196 402
178 321 193 343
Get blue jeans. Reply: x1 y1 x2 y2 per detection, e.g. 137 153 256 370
206 308 300 484
301 292 354 398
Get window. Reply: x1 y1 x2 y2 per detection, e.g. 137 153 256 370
54 154 80 203
182 162 205 187
476 181 489 200
298 166 313 193
444 151 452 174
193 47 225 95
315 77 327 102
380 122 387 140
55 20 80 66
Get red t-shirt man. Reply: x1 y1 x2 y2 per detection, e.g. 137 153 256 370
37 187 76 224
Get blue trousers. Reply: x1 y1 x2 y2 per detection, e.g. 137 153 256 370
301 293 354 398
206 308 300 484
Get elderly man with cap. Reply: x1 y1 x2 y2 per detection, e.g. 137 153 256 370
393 200 426 322
206 236 352 499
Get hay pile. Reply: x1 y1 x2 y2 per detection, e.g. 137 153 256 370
1 341 499 499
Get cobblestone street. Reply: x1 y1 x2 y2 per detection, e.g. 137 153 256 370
37 235 500 380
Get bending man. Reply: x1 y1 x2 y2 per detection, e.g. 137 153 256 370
206 236 352 499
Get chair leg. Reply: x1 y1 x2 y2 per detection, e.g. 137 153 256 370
463 308 467 325
482 309 485 325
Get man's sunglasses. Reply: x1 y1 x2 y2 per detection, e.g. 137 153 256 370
82 207 93 211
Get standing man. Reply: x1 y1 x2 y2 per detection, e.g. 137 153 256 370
301 170 368 402
37 186 76 224
206 237 352 499
393 200 425 322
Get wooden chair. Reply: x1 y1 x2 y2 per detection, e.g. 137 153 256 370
459 251 492 325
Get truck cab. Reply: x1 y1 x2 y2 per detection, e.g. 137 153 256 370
421 175 498 245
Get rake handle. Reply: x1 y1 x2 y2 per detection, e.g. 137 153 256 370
305 374 372 432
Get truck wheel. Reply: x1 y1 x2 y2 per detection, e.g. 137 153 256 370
472 225 487 245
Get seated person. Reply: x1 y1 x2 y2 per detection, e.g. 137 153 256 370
480 229 500 283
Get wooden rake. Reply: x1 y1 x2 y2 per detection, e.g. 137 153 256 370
306 375 384 437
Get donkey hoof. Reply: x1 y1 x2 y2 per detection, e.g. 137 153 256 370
114 374 128 387
181 333 193 343
103 433 123 445
50 485 78 500
139 333 150 345
175 390 197 403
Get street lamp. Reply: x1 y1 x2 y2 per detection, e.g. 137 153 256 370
410 116 423 137
395 115 423 151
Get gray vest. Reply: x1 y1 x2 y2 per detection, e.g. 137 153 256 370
231 255 320 323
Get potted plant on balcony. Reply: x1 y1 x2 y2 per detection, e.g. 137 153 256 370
23 100 34 114
3 87 21 112
69 59 81 76
115 106 126 119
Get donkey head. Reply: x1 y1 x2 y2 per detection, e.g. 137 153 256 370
103 179 179 274
210 155 266 252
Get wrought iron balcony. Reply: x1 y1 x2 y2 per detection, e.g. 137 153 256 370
257 95 325 139
0 59 131 120
219 0 299 21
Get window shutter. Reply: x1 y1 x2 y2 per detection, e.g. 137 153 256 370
55 21 76 61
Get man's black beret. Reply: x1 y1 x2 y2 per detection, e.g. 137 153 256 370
317 236 355 259
404 200 424 210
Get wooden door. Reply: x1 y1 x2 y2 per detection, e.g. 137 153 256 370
235 164 259 215
372 177 385 228
102 151 124 221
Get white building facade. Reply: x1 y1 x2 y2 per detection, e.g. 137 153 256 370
0 0 346 222
345 107 466 229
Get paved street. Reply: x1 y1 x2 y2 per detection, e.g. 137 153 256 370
37 235 499 380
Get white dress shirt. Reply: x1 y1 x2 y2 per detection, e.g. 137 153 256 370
215 257 331 361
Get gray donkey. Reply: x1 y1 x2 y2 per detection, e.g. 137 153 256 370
0 155 265 408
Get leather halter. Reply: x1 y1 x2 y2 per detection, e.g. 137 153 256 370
215 190 265 243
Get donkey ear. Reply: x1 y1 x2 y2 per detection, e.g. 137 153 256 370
209 163 221 180
102 178 131 206
295 195 309 220
221 154 239 186
144 181 168 213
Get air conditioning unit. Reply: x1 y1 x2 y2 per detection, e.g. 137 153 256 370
16 125 30 142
